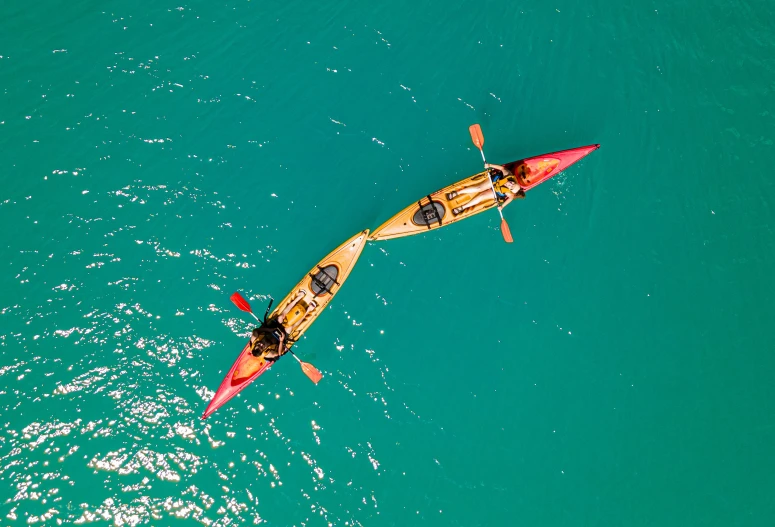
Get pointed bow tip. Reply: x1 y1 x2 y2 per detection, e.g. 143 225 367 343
201 402 219 420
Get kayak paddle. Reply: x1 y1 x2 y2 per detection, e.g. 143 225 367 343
468 124 514 243
230 292 254 315
230 292 323 384
287 349 323 384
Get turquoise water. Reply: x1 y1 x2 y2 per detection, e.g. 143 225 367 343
2 0 774 524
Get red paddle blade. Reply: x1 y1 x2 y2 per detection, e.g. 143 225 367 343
300 362 323 384
230 292 253 313
500 218 514 243
469 124 484 150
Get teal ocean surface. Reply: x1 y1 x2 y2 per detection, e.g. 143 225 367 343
2 0 774 525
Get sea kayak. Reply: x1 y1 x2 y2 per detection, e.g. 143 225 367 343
201 229 369 419
369 144 599 241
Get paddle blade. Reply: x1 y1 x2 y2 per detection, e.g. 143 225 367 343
469 124 484 150
230 292 253 313
500 218 514 243
300 361 323 384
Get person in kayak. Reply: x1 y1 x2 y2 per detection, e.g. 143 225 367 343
250 326 285 361
446 163 526 216
250 290 317 361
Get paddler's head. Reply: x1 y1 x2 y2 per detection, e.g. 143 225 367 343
503 177 521 194
251 333 272 357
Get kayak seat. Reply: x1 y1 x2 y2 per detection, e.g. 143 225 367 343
310 265 339 296
412 200 446 227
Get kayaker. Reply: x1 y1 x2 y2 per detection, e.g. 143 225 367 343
446 163 526 216
250 290 317 361
250 327 285 361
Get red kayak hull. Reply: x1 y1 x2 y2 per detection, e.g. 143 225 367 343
201 230 369 419
503 144 600 191
201 341 269 419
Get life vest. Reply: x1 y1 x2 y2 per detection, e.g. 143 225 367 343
490 170 518 200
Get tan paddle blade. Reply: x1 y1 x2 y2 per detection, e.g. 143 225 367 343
469 124 484 150
500 218 514 243
300 361 323 384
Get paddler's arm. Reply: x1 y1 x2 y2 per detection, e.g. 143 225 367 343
485 163 512 176
499 190 525 208
266 333 286 362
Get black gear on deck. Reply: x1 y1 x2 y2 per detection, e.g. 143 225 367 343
310 265 339 296
412 199 445 227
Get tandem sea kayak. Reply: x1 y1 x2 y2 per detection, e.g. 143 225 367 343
369 144 599 241
201 230 369 419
